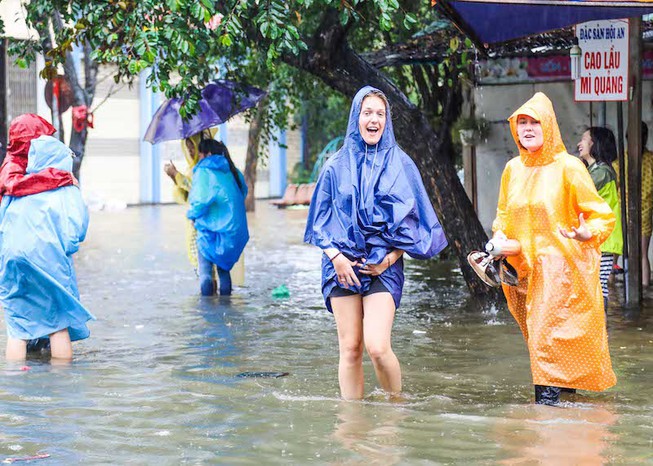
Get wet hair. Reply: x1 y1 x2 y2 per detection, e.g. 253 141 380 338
587 126 618 165
198 138 243 191
362 90 390 114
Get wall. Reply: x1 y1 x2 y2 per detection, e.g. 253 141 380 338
473 80 653 234
69 65 303 206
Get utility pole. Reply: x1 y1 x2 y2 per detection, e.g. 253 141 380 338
626 16 643 306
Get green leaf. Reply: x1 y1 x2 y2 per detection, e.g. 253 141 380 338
449 37 459 52
220 34 232 47
340 8 349 26
260 21 270 38
199 0 213 10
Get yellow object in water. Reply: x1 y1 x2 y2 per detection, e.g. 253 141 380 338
231 252 245 287
493 92 616 392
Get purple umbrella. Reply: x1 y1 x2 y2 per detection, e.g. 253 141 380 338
144 79 266 144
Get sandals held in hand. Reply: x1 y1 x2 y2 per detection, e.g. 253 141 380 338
467 251 519 287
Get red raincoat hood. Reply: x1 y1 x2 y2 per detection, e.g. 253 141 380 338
7 114 56 159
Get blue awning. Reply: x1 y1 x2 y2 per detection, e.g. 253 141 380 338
436 1 653 45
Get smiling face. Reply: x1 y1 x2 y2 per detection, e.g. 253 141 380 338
516 114 544 152
358 95 387 146
577 130 594 163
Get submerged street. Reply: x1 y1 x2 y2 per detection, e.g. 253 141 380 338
0 202 651 464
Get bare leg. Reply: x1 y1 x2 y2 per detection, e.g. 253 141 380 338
6 337 27 361
643 236 651 287
332 295 364 400
362 292 401 397
49 328 72 361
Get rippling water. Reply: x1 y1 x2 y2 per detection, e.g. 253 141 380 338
0 203 651 464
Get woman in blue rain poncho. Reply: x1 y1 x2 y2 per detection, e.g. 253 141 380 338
187 139 248 296
0 135 93 361
304 86 448 400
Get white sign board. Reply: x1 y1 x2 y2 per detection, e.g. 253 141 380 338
574 19 629 102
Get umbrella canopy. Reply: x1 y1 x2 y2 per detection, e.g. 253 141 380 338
435 0 653 47
144 79 266 144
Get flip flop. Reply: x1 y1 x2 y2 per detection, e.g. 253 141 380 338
467 251 501 287
499 259 519 287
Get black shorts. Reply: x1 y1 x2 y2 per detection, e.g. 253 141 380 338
329 277 389 298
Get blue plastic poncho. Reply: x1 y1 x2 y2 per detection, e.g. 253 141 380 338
0 135 93 341
187 154 249 271
304 86 448 311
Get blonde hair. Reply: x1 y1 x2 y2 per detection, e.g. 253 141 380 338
362 90 390 113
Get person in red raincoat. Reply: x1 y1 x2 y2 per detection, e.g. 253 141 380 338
0 114 76 354
0 114 75 202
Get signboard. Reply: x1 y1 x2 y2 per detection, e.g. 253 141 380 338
574 19 629 102
477 56 571 84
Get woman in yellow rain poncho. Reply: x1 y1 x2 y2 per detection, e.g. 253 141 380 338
164 129 217 269
492 92 616 405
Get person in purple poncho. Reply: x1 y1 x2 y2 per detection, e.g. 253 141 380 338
304 86 448 400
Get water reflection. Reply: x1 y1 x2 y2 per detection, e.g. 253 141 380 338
176 296 240 386
332 402 406 465
497 404 618 465
0 204 649 463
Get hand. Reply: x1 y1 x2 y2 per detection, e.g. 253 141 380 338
558 213 593 242
332 254 361 287
359 256 391 276
488 231 507 259
164 161 178 179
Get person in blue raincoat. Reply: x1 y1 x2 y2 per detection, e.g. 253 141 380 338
304 86 448 400
187 139 248 296
0 135 93 361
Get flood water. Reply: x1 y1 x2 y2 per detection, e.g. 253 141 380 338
0 202 651 464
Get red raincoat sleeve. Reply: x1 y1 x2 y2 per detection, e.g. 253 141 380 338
0 156 76 198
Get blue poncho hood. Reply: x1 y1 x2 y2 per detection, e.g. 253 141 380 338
0 135 93 341
304 86 447 310
27 135 74 173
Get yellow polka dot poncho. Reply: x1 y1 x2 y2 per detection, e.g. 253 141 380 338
493 92 617 391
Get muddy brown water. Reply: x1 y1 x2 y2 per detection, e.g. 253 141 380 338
0 203 650 464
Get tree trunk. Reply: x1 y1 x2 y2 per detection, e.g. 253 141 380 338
52 12 99 181
285 10 502 304
244 95 268 212
70 128 89 180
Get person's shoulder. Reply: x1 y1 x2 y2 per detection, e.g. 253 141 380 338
558 152 586 171
593 162 615 176
643 149 653 165
591 163 616 188
505 155 520 166
321 148 347 173
394 145 415 164
504 155 522 170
